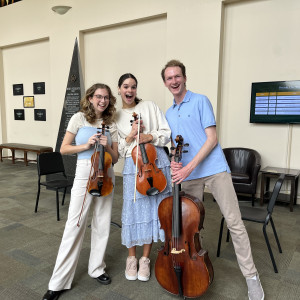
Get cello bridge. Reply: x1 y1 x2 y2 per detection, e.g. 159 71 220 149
171 248 185 254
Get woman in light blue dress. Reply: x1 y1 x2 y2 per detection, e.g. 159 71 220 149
115 73 172 282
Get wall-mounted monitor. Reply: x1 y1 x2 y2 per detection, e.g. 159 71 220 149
250 80 300 124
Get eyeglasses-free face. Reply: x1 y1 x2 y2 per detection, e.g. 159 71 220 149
118 78 137 109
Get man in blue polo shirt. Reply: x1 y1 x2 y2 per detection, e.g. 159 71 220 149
161 59 264 300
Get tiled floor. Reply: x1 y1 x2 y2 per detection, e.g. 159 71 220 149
0 160 299 299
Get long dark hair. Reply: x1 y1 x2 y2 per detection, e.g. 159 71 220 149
80 83 116 124
118 73 141 105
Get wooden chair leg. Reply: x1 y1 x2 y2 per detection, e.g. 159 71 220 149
11 149 15 164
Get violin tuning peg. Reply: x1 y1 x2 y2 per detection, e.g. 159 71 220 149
184 143 189 147
183 150 188 153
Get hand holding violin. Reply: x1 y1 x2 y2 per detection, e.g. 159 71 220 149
138 133 153 144
99 134 108 148
127 119 145 143
87 133 101 147
87 133 109 149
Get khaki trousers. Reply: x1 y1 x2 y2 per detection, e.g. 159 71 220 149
48 159 114 291
182 171 257 278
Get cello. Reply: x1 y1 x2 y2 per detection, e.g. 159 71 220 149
131 112 167 196
155 135 214 298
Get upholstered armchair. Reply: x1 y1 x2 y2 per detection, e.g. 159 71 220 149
223 147 261 206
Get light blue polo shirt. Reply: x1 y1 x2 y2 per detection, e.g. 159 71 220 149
165 90 230 180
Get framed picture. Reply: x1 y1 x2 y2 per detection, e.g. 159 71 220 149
14 109 25 120
13 83 24 96
23 96 35 108
33 82 45 94
34 109 46 121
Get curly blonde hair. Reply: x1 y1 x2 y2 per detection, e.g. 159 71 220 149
80 83 116 124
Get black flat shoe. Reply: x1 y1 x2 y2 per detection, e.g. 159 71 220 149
42 290 63 300
96 273 111 285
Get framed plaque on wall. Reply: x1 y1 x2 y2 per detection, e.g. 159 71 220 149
23 96 35 108
14 109 25 120
34 109 46 121
13 84 24 96
33 82 45 94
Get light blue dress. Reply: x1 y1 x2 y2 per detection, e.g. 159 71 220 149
122 147 172 248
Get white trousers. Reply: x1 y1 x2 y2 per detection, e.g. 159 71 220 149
182 171 257 278
48 159 114 291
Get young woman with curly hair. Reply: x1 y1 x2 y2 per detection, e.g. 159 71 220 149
42 83 118 300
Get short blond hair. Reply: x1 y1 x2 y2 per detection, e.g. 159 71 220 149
161 59 186 81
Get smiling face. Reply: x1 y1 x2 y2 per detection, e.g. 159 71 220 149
89 88 110 118
118 78 137 109
163 66 187 103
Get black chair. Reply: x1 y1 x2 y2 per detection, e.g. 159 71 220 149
223 147 261 206
217 173 285 273
35 152 73 221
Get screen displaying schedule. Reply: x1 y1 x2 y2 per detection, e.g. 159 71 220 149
255 91 300 115
250 81 300 123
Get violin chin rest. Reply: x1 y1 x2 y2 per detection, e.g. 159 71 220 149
146 187 159 196
89 190 101 197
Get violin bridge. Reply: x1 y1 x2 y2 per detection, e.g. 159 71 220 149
171 248 185 254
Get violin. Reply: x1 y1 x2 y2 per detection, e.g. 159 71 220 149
131 112 167 196
87 122 113 197
155 135 214 298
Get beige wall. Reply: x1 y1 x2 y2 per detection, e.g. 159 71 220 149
219 0 300 202
0 0 299 203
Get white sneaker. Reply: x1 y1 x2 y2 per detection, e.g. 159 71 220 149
138 256 150 281
246 273 264 300
125 256 138 280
